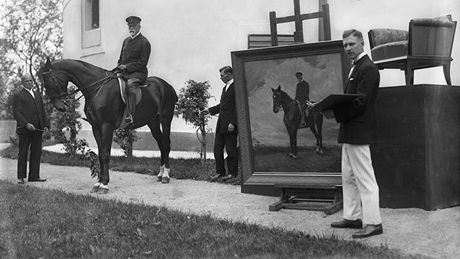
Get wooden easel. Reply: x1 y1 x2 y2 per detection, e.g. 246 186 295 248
269 0 331 46
269 183 343 215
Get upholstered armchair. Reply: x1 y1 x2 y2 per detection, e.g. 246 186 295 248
368 15 457 85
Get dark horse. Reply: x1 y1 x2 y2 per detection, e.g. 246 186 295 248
272 85 323 157
40 58 177 193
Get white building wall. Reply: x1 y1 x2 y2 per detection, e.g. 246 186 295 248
63 0 460 133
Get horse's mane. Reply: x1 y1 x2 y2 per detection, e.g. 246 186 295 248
53 59 108 74
277 88 293 102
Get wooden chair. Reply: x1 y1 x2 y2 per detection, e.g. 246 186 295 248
368 15 457 85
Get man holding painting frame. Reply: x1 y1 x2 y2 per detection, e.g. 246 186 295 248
318 29 383 238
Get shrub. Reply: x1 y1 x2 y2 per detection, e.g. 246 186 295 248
113 128 139 158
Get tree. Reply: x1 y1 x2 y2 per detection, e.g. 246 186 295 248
0 0 63 94
175 80 212 166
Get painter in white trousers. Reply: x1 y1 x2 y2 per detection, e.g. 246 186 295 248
342 143 381 225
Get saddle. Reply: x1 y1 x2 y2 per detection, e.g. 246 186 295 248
117 76 146 105
117 76 149 129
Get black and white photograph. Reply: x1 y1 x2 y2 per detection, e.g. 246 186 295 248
0 0 459 258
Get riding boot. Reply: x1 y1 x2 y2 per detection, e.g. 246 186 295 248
300 108 306 127
125 92 136 125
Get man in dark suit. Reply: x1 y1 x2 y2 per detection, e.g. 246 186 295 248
202 66 238 182
294 72 310 126
114 15 152 126
323 29 382 238
12 73 49 184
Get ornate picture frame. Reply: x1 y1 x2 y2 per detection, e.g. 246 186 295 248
231 40 350 195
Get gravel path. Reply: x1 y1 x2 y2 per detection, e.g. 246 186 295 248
1 145 459 258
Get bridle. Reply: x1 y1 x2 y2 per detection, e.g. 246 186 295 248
273 90 300 112
41 69 117 102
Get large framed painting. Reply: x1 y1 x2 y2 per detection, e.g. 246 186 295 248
231 40 350 195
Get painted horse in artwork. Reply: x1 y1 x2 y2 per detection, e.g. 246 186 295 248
272 85 323 157
40 58 177 193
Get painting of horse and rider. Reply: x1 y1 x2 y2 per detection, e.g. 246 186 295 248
239 49 347 173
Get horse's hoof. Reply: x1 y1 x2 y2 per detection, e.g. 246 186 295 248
98 184 109 194
157 176 162 182
161 176 170 184
288 153 297 158
90 182 101 193
98 188 109 194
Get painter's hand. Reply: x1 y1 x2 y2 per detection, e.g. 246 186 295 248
306 100 316 108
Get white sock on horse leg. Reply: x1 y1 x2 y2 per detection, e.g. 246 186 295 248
158 165 164 177
93 182 102 187
100 184 109 190
163 167 170 178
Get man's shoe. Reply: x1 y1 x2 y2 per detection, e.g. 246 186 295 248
222 174 236 181
331 219 363 229
28 178 47 182
210 174 223 182
352 224 383 239
17 178 25 184
226 176 239 185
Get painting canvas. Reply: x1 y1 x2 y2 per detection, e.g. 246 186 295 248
231 40 350 194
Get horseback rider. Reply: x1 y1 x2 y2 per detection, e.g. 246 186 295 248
113 15 151 126
294 72 310 127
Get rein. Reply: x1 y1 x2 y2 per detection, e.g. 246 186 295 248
43 69 116 101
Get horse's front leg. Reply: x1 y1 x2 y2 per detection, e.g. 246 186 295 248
288 126 298 158
97 124 115 194
90 125 104 193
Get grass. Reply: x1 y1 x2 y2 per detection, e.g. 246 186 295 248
0 180 416 259
0 145 216 182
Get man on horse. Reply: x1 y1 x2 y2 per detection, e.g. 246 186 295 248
294 72 311 127
113 15 151 126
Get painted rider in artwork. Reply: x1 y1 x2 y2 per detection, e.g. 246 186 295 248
294 72 311 126
113 15 151 126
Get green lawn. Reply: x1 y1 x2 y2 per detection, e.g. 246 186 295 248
0 145 217 182
0 181 415 258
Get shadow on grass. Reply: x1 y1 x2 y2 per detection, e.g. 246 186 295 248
0 180 416 259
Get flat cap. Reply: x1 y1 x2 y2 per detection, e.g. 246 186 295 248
126 16 141 26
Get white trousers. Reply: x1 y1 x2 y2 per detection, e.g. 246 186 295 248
342 144 381 225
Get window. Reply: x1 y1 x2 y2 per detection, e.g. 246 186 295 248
81 0 101 51
84 0 99 30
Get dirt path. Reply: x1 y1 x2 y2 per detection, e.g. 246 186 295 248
1 150 459 258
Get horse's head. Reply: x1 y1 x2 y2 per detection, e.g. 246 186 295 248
272 85 283 113
40 58 68 112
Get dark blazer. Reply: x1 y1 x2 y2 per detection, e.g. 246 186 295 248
295 80 310 102
334 54 380 144
13 88 49 134
209 82 238 135
117 33 151 83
